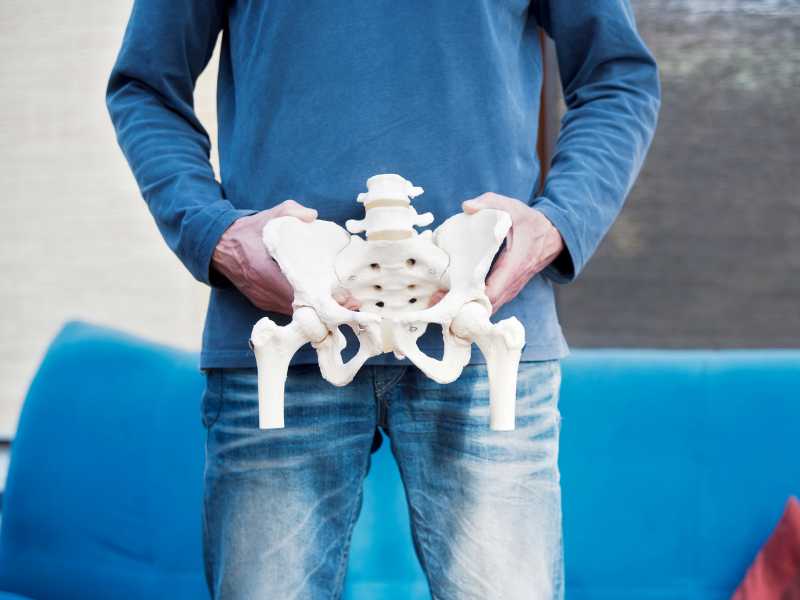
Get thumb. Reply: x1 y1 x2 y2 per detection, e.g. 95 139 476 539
287 205 318 223
277 199 318 222
332 287 361 310
462 197 487 214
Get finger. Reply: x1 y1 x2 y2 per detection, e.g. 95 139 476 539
491 294 509 315
342 297 361 311
461 194 495 214
463 193 516 214
277 199 318 222
332 287 348 304
484 244 513 284
427 289 447 307
461 198 484 214
503 224 515 252
490 280 523 315
484 253 518 304
287 206 318 222
332 287 361 310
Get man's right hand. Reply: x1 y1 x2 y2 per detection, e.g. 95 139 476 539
211 200 318 315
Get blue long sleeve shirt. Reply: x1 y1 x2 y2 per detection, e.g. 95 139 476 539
106 0 660 369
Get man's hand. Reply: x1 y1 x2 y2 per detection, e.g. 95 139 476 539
211 200 320 315
462 192 564 314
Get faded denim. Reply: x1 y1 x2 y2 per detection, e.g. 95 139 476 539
201 361 563 600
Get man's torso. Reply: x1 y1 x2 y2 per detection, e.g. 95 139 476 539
201 0 569 368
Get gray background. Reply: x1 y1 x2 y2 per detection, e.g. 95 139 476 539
558 0 800 348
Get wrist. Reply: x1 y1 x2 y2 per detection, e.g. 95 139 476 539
204 208 260 288
212 223 245 281
526 209 564 273
545 221 565 258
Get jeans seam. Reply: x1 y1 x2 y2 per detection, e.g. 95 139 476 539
408 499 439 599
330 447 372 599
377 396 388 429
374 366 407 397
551 360 564 598
210 369 225 429
201 369 224 430
376 368 406 429
389 443 439 598
201 470 216 596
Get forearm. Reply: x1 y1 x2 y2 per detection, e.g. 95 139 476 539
108 78 256 284
105 0 254 287
532 0 662 283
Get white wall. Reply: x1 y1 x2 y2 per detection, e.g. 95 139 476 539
0 1 222 438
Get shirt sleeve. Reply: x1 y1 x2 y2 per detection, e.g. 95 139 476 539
105 0 257 288
530 0 662 284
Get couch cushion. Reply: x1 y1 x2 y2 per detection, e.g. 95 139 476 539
0 321 209 599
2 323 798 599
560 350 800 600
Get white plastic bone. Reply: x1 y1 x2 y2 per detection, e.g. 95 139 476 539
250 173 526 431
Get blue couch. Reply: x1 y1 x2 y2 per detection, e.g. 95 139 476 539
0 321 797 599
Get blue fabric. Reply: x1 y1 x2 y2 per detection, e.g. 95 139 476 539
201 362 562 598
0 322 210 600
559 350 800 599
5 321 796 599
105 0 661 369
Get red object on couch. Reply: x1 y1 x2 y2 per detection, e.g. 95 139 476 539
732 496 800 600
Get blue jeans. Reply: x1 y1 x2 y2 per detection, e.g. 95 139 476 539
200 362 564 599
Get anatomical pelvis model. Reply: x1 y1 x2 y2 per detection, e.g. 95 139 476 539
249 174 525 431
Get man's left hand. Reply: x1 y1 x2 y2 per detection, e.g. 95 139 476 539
462 192 564 314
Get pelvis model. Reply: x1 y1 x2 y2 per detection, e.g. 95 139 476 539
249 174 525 431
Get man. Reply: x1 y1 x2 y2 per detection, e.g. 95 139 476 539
106 1 660 598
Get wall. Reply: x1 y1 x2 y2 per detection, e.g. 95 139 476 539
0 1 221 437
558 0 800 348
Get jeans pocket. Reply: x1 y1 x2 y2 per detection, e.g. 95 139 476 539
201 368 224 430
